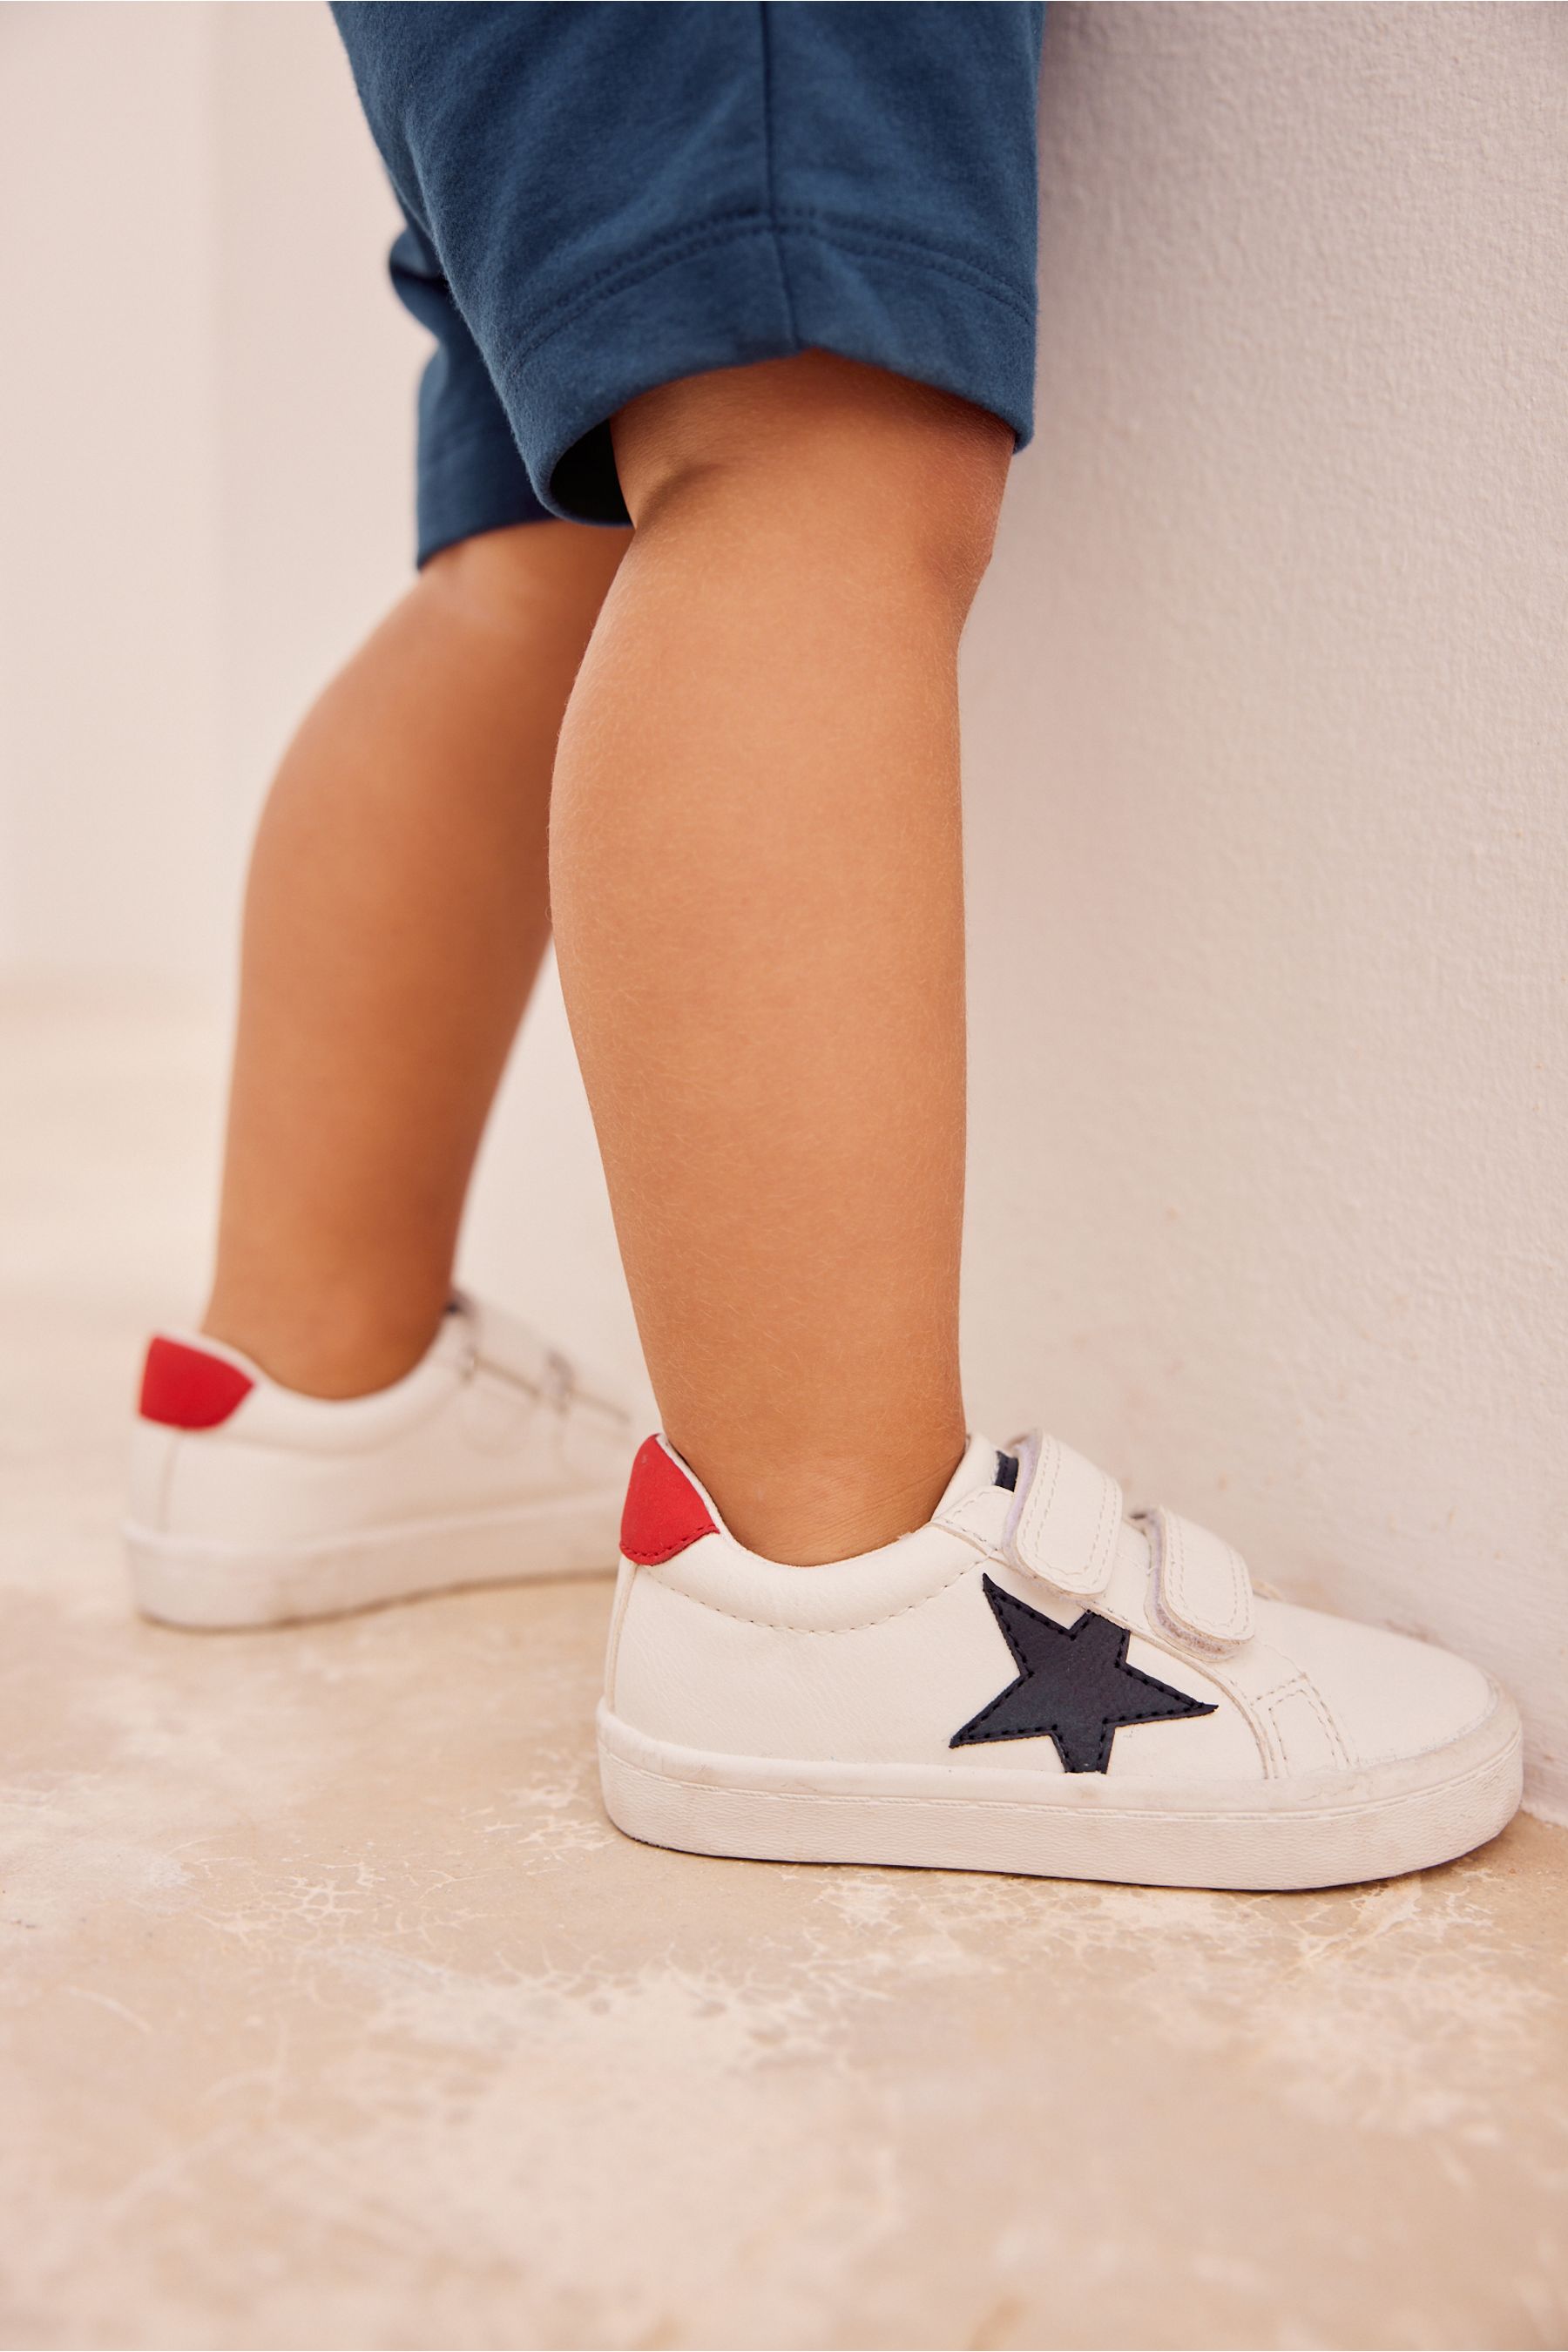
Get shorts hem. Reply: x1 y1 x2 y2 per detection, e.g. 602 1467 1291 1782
494 211 1037 525
415 420 559 569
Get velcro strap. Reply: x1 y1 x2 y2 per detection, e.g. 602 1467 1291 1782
1003 1430 1123 1600
1141 1505 1254 1652
461 1296 573 1404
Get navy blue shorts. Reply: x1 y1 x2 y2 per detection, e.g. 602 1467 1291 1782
331 2 1045 560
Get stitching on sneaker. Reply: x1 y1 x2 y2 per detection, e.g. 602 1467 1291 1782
1254 1675 1346 1778
646 1560 978 1635
1164 1510 1250 1644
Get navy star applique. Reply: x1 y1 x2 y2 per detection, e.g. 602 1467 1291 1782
951 1574 1216 1773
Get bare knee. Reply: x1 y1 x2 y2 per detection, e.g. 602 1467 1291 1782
420 517 626 636
612 352 1011 612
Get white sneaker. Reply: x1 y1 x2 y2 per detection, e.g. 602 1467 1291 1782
598 1429 1523 1889
125 1294 634 1627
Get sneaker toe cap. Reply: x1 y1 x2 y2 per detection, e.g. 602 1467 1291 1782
1259 1599 1499 1770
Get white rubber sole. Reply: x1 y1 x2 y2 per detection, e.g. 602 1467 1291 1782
125 1490 623 1629
598 1690 1523 1890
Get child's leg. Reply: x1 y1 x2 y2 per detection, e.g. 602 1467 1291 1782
203 520 625 1398
551 354 1010 1565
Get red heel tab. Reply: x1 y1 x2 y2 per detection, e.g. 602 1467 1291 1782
620 1436 718 1565
139 1336 254 1430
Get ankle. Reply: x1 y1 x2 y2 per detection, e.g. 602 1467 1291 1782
199 1284 449 1401
675 1432 968 1566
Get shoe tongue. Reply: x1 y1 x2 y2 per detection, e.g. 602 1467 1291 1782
936 1432 1010 1515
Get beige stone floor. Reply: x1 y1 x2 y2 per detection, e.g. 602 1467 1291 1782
3 987 1566 2352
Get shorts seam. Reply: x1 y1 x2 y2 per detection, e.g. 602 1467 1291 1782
499 211 1035 391
774 214 1035 326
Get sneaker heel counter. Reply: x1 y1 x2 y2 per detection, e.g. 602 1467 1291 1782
128 1334 257 1540
605 1434 713 1720
603 1559 639 1713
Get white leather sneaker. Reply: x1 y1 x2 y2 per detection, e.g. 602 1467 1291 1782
125 1294 634 1627
598 1430 1523 1889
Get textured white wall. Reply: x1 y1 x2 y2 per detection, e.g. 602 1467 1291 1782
0 6 1562 1811
963 3 1568 1814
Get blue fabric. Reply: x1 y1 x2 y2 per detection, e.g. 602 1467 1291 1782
332 1 1045 557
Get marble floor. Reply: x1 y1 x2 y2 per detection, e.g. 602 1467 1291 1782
3 987 1565 2351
